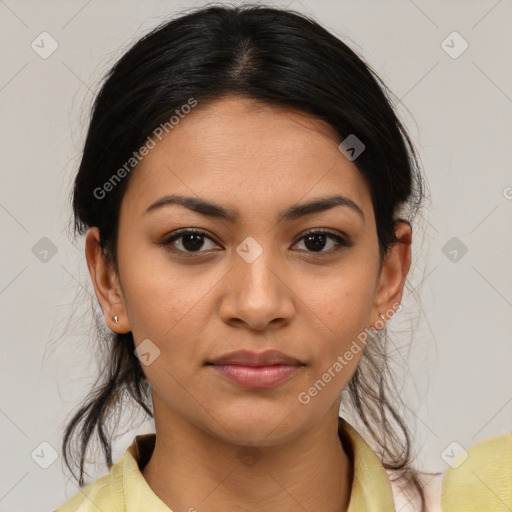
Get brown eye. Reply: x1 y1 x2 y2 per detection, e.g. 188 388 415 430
293 229 351 255
160 229 220 255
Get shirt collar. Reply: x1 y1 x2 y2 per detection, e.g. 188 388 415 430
338 417 396 511
119 417 395 511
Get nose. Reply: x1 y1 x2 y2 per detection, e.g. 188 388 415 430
218 243 296 331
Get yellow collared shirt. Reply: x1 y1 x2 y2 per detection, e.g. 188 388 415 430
54 418 512 511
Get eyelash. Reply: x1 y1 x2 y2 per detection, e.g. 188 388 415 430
159 228 352 258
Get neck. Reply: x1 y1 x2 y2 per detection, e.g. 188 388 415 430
141 406 353 512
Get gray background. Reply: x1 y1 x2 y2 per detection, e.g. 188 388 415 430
1 0 511 510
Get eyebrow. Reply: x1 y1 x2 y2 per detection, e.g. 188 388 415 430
145 194 365 223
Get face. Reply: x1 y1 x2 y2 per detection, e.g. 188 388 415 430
87 95 410 446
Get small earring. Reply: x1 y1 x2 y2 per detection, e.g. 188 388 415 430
112 315 119 324
371 313 386 331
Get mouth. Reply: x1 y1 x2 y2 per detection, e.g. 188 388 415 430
206 349 305 389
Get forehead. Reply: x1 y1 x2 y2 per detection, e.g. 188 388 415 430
121 96 372 221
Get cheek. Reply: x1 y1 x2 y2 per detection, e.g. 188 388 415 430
117 247 225 382
314 271 375 336
302 270 375 380
122 269 209 343
116 236 202 336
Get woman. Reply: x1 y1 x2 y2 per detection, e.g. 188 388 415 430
55 4 511 512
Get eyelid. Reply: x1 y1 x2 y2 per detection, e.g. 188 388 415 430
294 227 351 244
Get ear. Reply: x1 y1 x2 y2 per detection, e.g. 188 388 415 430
85 227 131 334
371 221 412 329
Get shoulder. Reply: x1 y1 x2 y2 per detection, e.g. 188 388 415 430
54 453 127 512
54 433 156 512
54 473 120 512
389 433 512 512
441 433 512 510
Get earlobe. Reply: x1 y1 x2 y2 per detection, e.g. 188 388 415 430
371 221 412 327
85 227 131 334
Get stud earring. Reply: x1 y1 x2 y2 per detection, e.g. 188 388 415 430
112 315 119 324
371 313 386 331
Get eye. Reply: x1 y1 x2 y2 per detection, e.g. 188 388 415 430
159 228 220 256
293 229 351 255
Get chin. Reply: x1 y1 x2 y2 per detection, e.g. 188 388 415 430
203 403 307 446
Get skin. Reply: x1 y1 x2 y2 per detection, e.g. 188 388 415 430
85 95 412 512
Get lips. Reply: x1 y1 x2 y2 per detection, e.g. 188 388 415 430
206 349 304 389
207 349 303 367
